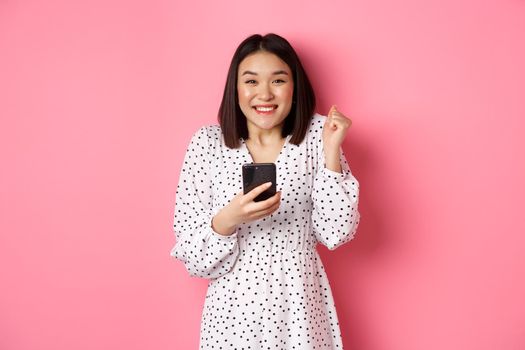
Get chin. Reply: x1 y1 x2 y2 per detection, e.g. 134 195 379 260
245 112 287 131
258 119 286 130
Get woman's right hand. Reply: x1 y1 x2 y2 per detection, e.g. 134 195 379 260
211 182 281 236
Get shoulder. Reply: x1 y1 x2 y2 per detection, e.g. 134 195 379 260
189 124 222 144
186 124 224 158
305 113 327 142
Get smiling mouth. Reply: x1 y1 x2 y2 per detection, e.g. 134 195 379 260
253 105 278 112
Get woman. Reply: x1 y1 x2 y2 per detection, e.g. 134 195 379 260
171 33 360 349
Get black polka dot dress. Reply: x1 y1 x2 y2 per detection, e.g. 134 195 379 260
171 113 360 349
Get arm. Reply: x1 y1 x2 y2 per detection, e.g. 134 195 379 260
170 127 240 279
311 126 361 250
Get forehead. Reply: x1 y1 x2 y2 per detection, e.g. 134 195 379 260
238 51 291 75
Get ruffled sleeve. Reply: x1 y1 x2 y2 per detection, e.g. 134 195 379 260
170 126 240 279
311 117 361 250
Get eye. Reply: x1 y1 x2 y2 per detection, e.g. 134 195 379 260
245 79 256 84
273 79 286 84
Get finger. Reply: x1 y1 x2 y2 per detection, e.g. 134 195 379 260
324 114 336 130
331 111 343 119
332 118 338 129
330 116 351 129
328 105 336 117
248 191 281 212
243 182 273 203
253 203 280 220
327 116 337 130
250 196 281 219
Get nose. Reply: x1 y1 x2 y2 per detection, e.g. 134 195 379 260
257 83 274 101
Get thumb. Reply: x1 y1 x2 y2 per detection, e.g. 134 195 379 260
325 107 337 130
328 105 336 117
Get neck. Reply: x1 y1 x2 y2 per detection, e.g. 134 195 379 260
246 124 284 146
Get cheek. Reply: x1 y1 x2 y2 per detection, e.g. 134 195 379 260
280 86 294 103
237 87 251 103
237 88 254 116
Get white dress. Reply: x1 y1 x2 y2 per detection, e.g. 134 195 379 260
171 113 360 349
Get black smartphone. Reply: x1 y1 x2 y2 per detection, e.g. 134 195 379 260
242 163 277 202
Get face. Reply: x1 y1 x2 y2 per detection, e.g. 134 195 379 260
237 51 294 135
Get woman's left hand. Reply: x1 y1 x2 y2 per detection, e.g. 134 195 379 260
322 105 352 153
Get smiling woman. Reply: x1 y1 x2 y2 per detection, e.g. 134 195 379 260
237 52 294 140
218 33 316 149
237 52 294 163
170 33 360 350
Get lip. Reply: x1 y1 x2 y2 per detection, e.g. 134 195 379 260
252 104 278 115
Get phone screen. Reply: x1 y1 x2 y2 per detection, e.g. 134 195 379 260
242 163 277 202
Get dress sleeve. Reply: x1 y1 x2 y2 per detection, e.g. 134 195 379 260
170 126 240 279
311 125 361 250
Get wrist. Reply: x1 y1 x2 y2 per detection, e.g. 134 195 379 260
324 148 342 173
323 142 340 157
211 208 237 236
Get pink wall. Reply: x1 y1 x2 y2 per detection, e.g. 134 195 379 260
1 0 524 349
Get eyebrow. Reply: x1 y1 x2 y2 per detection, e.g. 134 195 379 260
241 70 289 76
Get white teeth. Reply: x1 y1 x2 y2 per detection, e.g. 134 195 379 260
255 106 276 112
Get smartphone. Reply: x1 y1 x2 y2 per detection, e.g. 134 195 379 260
242 163 277 202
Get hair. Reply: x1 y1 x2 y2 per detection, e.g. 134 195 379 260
218 33 316 148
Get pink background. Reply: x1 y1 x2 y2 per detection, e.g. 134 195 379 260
1 0 524 349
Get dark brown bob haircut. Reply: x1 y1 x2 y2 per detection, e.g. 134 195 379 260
218 33 316 149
